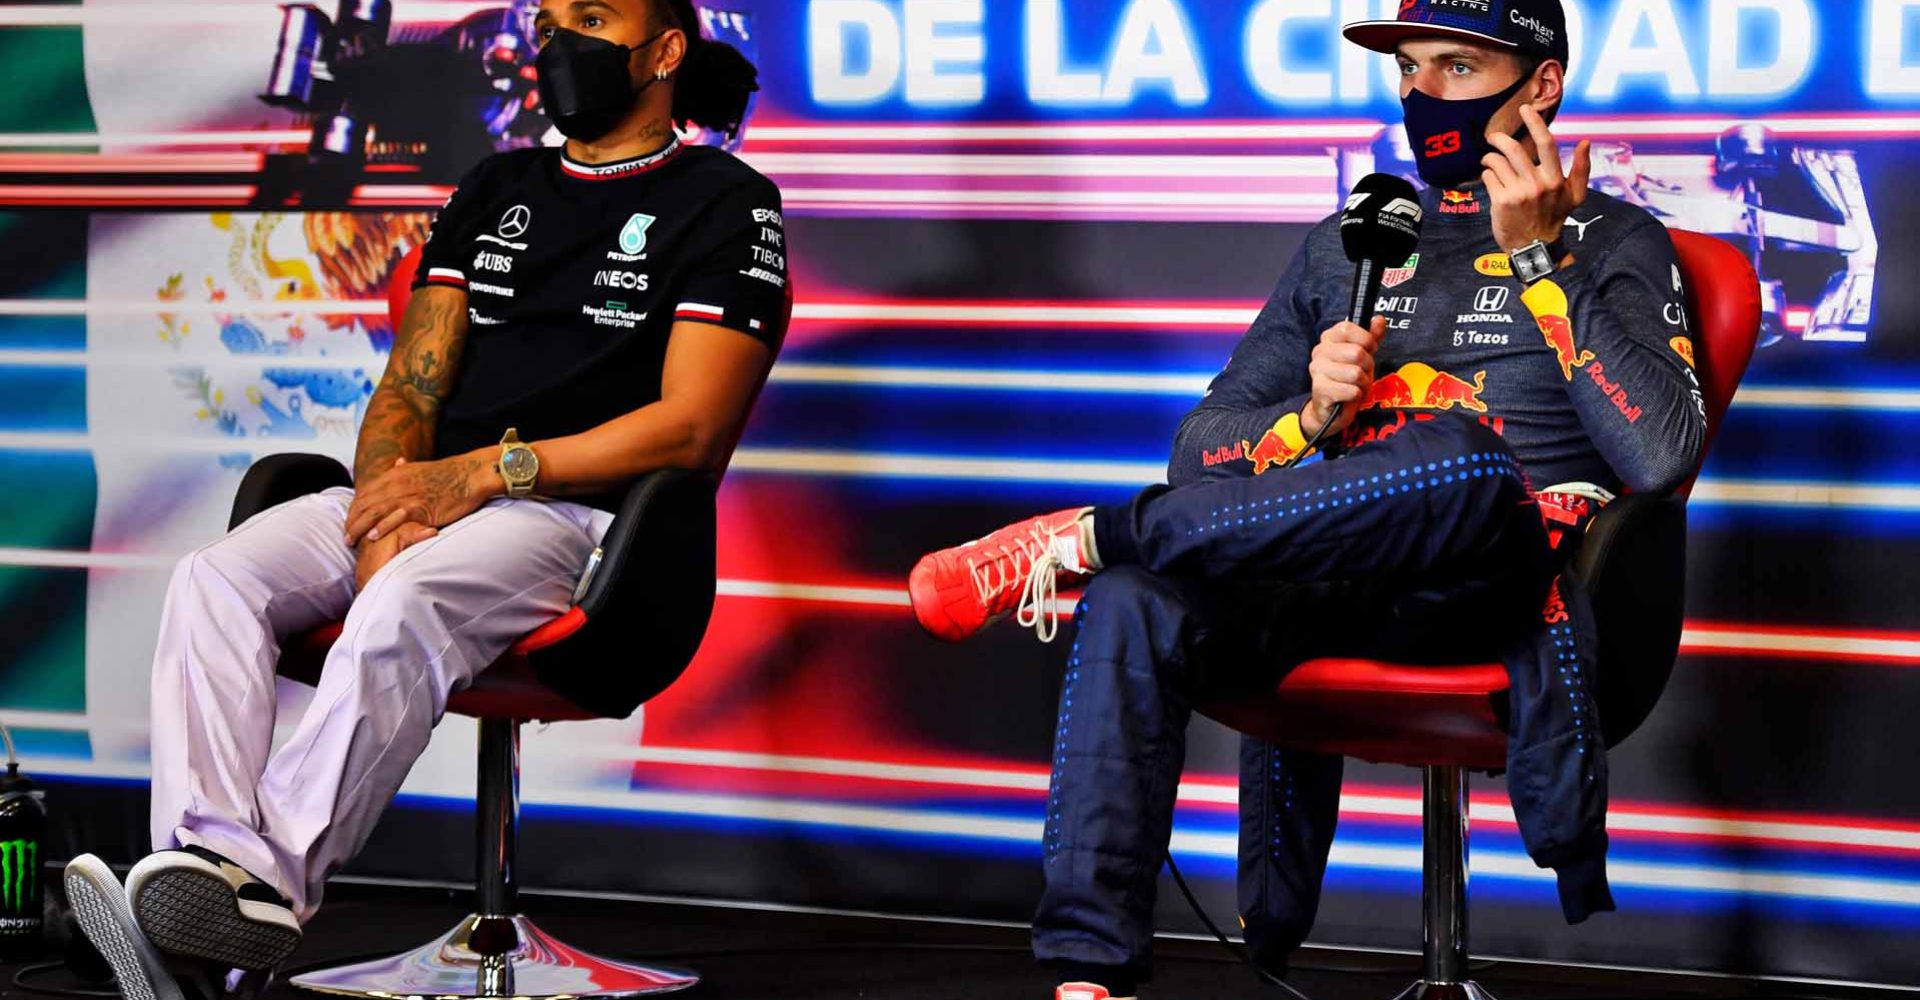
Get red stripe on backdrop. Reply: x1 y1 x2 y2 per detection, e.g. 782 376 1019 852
0 185 258 205
621 746 1920 858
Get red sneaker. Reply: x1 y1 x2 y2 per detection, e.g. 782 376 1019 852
1056 983 1133 1000
908 507 1093 643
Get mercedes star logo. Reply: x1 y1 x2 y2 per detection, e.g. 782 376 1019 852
498 205 532 239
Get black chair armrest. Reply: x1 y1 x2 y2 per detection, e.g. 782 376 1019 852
1567 492 1688 748
230 454 353 530
530 467 719 717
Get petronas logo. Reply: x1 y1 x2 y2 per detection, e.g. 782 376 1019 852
619 214 656 256
0 840 34 912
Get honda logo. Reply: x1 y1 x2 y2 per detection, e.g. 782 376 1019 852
1474 286 1510 313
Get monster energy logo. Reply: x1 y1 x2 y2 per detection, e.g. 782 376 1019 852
0 840 36 912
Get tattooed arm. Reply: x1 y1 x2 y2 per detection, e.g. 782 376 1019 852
342 286 485 548
352 285 469 486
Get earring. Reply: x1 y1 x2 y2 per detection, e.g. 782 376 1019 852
655 68 669 80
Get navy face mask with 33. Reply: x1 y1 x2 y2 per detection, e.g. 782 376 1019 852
1400 73 1530 189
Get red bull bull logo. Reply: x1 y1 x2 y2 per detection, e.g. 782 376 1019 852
1361 362 1489 413
1439 190 1481 215
1520 280 1595 380
1242 412 1312 475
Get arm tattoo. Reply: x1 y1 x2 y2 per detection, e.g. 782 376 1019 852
353 287 470 486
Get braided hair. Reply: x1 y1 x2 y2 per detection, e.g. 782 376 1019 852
653 0 759 138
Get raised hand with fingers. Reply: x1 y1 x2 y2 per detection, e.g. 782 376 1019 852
1482 103 1593 258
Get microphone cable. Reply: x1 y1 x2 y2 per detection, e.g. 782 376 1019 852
1164 851 1314 1000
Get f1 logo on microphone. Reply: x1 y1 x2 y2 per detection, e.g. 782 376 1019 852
1424 131 1462 158
1384 198 1423 222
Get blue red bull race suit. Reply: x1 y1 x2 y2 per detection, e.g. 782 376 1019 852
1035 184 1706 989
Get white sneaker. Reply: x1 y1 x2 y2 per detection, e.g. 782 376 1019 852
126 847 301 972
64 854 185 1000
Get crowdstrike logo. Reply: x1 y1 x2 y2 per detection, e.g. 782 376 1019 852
0 840 35 911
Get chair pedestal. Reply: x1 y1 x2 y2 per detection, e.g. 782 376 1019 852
1389 765 1497 1000
291 720 698 999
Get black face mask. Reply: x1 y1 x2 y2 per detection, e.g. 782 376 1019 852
536 28 666 142
1400 73 1531 189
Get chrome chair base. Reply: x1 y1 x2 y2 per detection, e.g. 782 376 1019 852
1391 980 1499 1000
290 913 699 999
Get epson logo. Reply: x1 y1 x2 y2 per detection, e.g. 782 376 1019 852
1510 9 1554 43
592 270 651 291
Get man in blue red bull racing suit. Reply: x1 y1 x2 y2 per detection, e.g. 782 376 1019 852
907 2 1708 997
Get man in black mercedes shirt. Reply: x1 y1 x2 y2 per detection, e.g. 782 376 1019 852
908 2 1704 998
65 2 786 996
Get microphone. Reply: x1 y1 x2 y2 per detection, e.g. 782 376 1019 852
1339 173 1425 329
1285 174 1423 468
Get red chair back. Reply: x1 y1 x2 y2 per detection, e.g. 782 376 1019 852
1667 229 1761 496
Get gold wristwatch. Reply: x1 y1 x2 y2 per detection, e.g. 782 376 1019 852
497 428 540 499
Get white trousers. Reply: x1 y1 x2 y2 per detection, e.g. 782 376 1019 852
148 487 612 922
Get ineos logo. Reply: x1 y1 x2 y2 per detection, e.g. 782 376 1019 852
498 205 532 239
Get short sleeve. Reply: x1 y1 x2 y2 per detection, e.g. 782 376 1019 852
672 178 790 348
412 156 500 292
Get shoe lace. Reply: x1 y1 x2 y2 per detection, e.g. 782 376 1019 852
966 525 1066 643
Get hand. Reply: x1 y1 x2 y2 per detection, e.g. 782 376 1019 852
1482 104 1593 257
353 522 438 591
1302 316 1386 438
345 452 495 546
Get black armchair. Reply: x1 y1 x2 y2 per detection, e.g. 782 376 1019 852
229 455 717 999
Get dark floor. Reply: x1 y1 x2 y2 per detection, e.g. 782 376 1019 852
2 882 1905 1000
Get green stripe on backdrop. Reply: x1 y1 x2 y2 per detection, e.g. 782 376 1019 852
0 11 98 140
0 453 94 712
0 213 89 349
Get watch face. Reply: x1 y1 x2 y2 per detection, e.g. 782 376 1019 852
502 446 538 481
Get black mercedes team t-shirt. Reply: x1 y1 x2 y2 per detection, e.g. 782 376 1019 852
413 139 789 508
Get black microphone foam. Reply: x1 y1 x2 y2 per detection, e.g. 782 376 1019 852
1339 173 1425 328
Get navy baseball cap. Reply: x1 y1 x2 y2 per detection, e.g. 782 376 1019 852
1345 0 1570 68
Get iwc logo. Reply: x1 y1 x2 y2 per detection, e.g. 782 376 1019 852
609 214 656 262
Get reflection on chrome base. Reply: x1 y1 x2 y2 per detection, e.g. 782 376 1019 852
1391 980 1498 1000
290 913 698 999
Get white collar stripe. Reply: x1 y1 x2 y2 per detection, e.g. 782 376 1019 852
560 138 684 180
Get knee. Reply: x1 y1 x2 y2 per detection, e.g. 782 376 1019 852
1071 567 1193 679
1078 566 1182 629
168 536 250 600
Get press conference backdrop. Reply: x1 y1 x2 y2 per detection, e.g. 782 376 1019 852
2 0 1916 985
